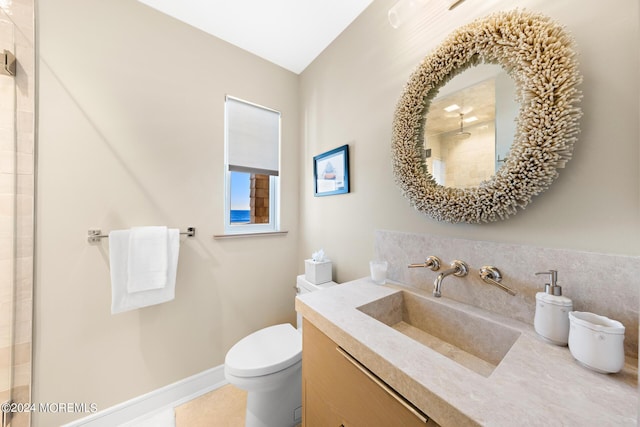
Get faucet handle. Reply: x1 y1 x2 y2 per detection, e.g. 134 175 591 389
480 265 502 281
408 255 441 271
480 266 516 296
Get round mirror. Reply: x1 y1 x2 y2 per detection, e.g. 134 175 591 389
392 10 583 223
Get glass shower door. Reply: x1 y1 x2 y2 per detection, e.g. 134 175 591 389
0 10 16 427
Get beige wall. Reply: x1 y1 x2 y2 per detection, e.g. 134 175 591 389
35 0 299 425
33 0 639 424
299 0 640 283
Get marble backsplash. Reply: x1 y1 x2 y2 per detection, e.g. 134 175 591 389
374 230 639 358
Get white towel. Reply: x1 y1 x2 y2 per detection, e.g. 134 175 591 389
109 228 180 314
127 226 169 293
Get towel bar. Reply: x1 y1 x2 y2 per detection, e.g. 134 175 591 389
88 227 196 243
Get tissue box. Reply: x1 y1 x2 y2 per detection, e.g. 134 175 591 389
305 259 332 284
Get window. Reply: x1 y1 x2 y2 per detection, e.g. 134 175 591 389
224 96 280 234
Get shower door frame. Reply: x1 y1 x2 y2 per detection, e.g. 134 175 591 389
0 2 35 426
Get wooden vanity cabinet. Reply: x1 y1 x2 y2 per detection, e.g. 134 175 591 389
302 319 438 426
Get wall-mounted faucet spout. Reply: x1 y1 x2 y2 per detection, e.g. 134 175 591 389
433 260 468 297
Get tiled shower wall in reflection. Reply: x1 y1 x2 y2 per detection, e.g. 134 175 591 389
0 1 34 426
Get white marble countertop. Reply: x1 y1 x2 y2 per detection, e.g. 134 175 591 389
295 278 638 427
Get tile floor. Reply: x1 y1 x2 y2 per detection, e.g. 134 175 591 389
175 384 247 427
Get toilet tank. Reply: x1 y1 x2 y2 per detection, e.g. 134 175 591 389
295 275 337 329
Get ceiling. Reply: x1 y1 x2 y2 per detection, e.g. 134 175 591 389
137 0 375 74
426 78 496 136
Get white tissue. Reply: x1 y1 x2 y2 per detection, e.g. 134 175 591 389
311 249 325 262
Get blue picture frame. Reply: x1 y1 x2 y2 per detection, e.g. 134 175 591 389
313 145 350 197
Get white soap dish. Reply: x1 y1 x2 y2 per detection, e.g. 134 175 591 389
568 311 625 374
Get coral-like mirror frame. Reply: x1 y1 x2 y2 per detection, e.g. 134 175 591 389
392 10 582 223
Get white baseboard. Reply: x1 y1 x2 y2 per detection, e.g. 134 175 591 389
62 365 227 427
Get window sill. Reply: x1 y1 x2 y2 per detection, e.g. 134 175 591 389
213 230 289 239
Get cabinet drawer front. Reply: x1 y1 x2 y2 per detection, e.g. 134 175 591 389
336 346 429 424
302 319 435 427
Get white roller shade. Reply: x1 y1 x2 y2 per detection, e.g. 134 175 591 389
226 96 280 176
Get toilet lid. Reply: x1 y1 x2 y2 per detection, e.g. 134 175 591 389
225 323 302 377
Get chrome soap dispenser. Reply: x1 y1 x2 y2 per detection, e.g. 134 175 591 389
534 270 573 345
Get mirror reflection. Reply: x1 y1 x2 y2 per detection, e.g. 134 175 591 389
424 64 518 188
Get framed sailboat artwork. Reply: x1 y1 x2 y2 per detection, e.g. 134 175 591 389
313 144 350 197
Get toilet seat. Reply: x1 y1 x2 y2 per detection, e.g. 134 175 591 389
225 323 301 378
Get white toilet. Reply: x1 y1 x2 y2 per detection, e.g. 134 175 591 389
224 275 337 427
